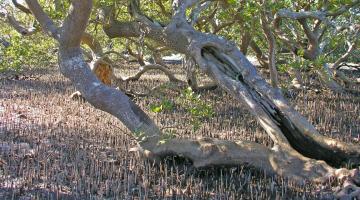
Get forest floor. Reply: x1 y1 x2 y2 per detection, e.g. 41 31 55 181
0 62 359 199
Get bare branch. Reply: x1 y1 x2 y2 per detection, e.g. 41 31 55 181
122 64 183 83
3 13 38 36
81 32 104 57
0 37 10 47
129 0 163 28
298 19 317 43
189 1 212 26
332 32 359 69
212 19 236 34
24 0 59 39
239 31 251 55
171 0 198 23
58 0 92 49
102 50 131 62
12 0 31 14
195 6 217 29
326 0 360 17
149 137 337 183
275 9 330 25
154 0 172 18
249 40 269 68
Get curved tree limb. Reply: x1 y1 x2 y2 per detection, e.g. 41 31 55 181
12 0 31 14
124 0 360 167
0 37 10 47
24 0 161 150
25 0 59 39
1 12 38 36
24 0 360 195
332 33 359 70
249 40 269 68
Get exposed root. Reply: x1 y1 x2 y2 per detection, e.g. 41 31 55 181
122 64 183 83
335 168 360 199
317 66 344 93
69 91 85 101
193 83 218 92
138 137 339 184
125 89 149 98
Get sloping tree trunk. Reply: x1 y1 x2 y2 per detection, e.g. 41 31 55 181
102 0 360 167
81 32 114 85
24 0 360 198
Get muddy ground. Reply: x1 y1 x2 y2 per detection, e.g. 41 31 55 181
0 62 359 199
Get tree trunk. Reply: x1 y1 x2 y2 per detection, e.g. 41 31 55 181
317 64 344 93
260 12 279 88
102 0 360 168
240 31 251 55
24 1 360 196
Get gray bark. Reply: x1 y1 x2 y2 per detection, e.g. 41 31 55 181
23 1 360 197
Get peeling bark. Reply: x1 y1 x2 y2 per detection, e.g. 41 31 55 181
81 32 114 86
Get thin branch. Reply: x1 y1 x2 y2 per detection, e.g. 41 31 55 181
298 19 317 43
154 0 172 18
122 64 183 83
212 19 236 34
102 50 131 62
3 13 38 36
171 0 198 23
260 11 279 88
12 0 31 14
275 9 332 26
189 1 212 26
24 0 59 39
332 32 359 69
0 37 10 47
325 0 360 17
